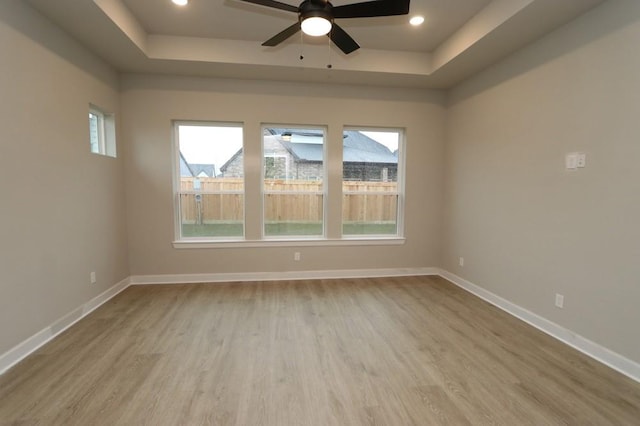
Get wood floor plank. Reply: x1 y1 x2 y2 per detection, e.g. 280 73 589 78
1 276 639 425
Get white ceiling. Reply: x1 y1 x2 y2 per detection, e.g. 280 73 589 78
26 0 605 89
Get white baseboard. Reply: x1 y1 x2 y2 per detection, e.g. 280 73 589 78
0 277 131 375
439 269 640 383
130 267 440 285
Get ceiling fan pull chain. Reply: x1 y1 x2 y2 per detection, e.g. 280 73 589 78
327 33 332 69
300 30 305 60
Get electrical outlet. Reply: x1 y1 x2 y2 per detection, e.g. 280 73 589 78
459 257 464 267
566 152 586 170
294 252 301 261
555 293 564 308
90 271 97 284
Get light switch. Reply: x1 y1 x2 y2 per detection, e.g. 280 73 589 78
565 153 578 170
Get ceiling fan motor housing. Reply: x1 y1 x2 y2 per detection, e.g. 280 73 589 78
299 0 334 24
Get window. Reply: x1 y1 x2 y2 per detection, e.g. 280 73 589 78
174 122 244 239
342 128 403 236
172 123 405 247
89 105 116 157
263 126 325 237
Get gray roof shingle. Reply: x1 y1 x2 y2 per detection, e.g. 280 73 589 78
268 128 397 164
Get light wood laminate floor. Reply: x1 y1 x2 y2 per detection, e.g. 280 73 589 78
1 276 639 425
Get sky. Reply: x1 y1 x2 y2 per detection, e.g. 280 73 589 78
178 125 400 173
179 125 243 169
361 131 399 152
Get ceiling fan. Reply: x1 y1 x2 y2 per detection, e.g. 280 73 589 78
237 0 411 54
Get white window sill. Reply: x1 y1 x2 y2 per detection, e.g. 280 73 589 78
172 237 406 249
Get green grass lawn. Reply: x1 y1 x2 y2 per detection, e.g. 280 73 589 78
343 223 397 235
181 222 397 237
181 223 244 237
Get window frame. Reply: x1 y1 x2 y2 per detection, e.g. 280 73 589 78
341 126 406 239
261 124 328 240
172 120 246 242
89 104 116 157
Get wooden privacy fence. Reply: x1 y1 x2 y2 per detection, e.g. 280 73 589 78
180 178 398 223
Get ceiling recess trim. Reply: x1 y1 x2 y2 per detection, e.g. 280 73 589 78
25 0 606 88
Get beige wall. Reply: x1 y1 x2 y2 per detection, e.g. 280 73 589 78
444 0 640 363
121 75 445 275
0 2 129 355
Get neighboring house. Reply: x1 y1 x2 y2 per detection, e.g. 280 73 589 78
341 130 398 182
220 129 397 181
180 152 216 178
179 152 194 177
190 164 216 178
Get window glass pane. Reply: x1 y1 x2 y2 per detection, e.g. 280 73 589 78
89 105 116 157
264 193 323 236
179 193 244 237
89 112 101 154
342 193 398 235
177 124 244 238
263 127 325 237
342 129 401 236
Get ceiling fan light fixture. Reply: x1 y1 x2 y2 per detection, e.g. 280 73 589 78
301 16 332 37
171 0 188 6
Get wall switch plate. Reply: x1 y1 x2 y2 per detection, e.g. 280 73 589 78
577 153 586 168
555 293 564 308
90 271 97 284
294 252 301 261
459 257 464 267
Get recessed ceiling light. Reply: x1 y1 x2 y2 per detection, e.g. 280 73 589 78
172 0 188 6
410 16 425 26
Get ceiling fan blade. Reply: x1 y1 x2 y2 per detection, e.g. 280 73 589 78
262 22 301 46
333 0 410 19
237 0 298 13
329 23 360 54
